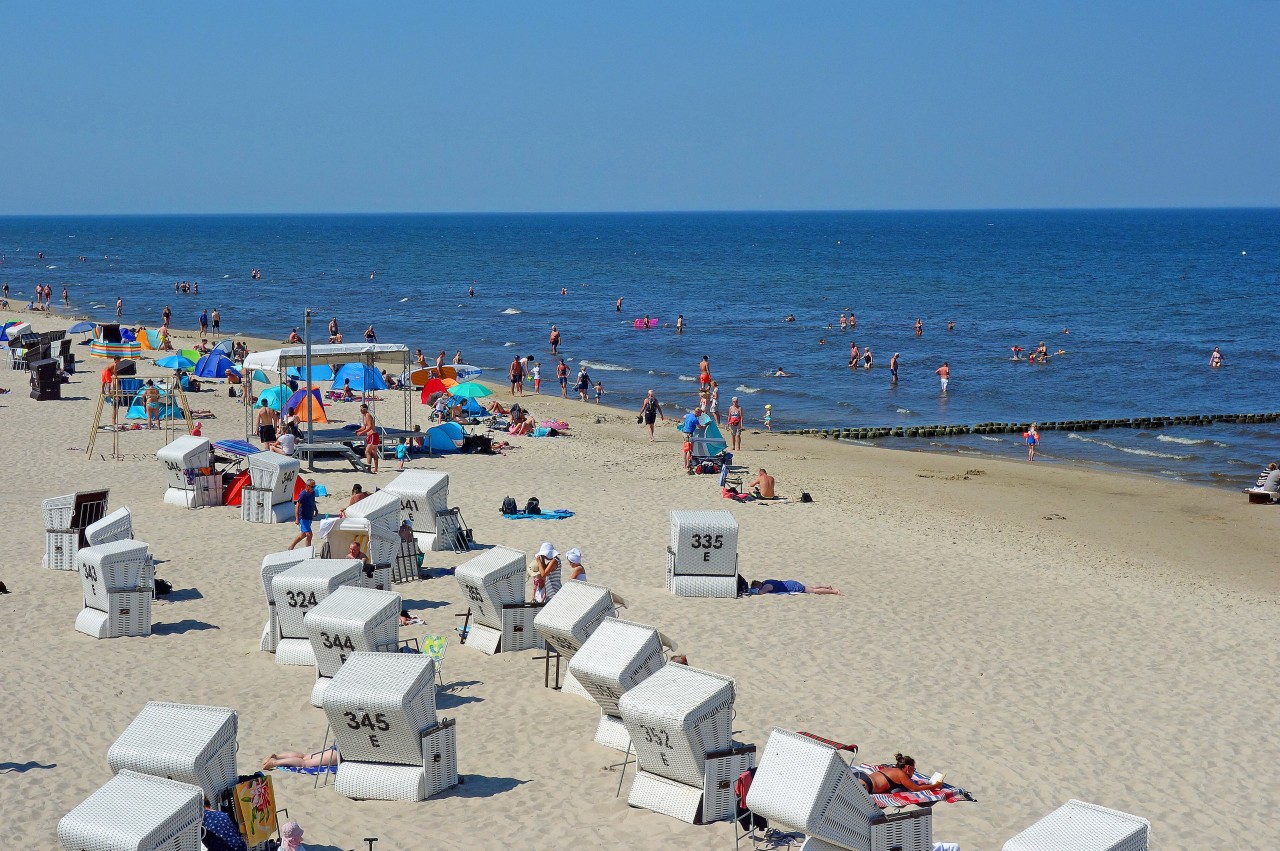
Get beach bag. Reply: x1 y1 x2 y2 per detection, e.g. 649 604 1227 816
501 496 518 516
524 497 541 515
800 492 814 503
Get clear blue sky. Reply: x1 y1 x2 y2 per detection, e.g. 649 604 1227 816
3 2 1277 213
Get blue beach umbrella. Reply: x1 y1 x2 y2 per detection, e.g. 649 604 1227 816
156 354 197 370
68 321 96 334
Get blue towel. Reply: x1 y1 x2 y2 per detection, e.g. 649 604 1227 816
503 509 574 520
272 764 337 775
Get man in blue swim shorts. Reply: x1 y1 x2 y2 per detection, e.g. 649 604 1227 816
289 479 318 551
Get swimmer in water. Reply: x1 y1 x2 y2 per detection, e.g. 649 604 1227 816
784 314 796 322
914 318 923 337
676 314 684 334
849 342 860 367
616 297 623 312
890 352 899 384
947 320 955 331
774 367 791 377
819 338 826 346
839 313 847 331
1209 346 1223 368
468 284 474 297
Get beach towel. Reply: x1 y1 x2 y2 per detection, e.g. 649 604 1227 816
272 764 337 776
213 439 259 457
856 764 976 807
503 509 574 520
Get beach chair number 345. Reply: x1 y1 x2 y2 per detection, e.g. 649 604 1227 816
689 534 724 561
343 711 391 748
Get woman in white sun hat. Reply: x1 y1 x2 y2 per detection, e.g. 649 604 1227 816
532 542 562 602
565 548 586 582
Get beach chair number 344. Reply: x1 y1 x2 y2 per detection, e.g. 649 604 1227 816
689 534 725 561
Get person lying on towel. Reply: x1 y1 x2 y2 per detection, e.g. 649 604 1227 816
851 753 945 795
748 579 842 596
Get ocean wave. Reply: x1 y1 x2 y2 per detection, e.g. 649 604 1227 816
501 308 521 315
1155 435 1210 446
1069 433 1191 460
46 265 57 269
399 297 410 302
979 435 1003 442
579 360 632 372
895 407 912 415
503 341 516 347
677 375 696 382
734 385 760 393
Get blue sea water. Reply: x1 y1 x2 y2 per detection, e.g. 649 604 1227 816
2 210 1277 488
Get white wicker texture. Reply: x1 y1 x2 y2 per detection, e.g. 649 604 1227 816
746 727 924 851
259 550 310 653
384 470 449 534
191 475 223 509
500 604 544 652
464 624 502 655
702 746 757 823
42 492 79 530
454 546 526 629
45 529 82 571
561 671 592 700
568 617 667 718
79 541 152 611
334 760 429 802
304 585 401 678
247 450 300 503
351 563 394 594
420 719 459 797
74 591 152 639
321 651 438 765
669 510 739 576
58 769 202 851
274 638 316 667
627 770 706 824
240 487 272 523
84 507 133 546
664 559 739 598
1003 799 1150 851
272 559 363 639
156 437 212 491
339 490 403 564
593 714 633 751
107 702 239 801
533 581 616 659
618 664 736 788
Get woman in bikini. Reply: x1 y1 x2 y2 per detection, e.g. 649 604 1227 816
852 753 945 795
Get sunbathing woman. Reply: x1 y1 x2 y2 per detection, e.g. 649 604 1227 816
261 747 339 770
852 753 944 795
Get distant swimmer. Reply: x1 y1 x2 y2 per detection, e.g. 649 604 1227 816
676 314 684 334
849 313 855 329
914 318 923 337
935 361 949 394
1062 327 1069 334
549 324 561 354
370 272 375 279
1036 341 1048 360
839 313 847 331
468 284 475 297
818 338 826 346
849 341 859 367
560 287 567 295
774 367 791 377
862 348 873 369
890 352 899 384
1210 346 1223 368
947 320 955 331
784 314 796 322
1010 346 1024 361
616 297 623 312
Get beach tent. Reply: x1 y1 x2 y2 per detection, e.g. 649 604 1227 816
136 331 153 351
331 362 388 392
424 421 465 454
691 414 727 457
287 364 335 382
257 385 292 412
286 388 328 423
145 330 162 349
449 396 486 417
125 388 184 420
194 352 236 379
213 339 234 354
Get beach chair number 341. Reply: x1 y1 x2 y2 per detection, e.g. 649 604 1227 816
689 534 724 561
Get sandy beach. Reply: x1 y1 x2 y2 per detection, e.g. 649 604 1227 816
3 311 1278 850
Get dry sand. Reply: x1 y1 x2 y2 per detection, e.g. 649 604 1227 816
2 311 1277 849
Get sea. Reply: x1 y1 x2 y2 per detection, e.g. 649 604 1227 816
2 210 1277 490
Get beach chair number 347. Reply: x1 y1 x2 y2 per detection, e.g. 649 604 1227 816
689 534 724 561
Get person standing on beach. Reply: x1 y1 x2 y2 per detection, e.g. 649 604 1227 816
935 362 950 394
356 403 380 473
914 318 923 337
453 350 463 365
509 356 525 395
199 309 209 335
1026 423 1040 462
116 296 123 318
709 381 721 424
256 398 280 445
890 352 899 384
531 361 541 394
328 317 339 342
549 325 561 354
575 367 591 402
211 308 220 334
288 480 318 551
639 390 664 441
727 397 744 450
556 359 569 398
436 351 446 371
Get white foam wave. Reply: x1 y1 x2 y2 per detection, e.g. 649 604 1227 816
501 308 521 315
1156 435 1210 446
1068 433 1191 460
579 360 632 372
979 435 1003 442
399 297 410 302
735 385 760 393
678 375 696 382
222 274 230 278
896 407 912 414
46 265 57 269
503 342 516 347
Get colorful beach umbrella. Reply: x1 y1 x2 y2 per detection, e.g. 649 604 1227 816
155 354 196 370
448 381 492 399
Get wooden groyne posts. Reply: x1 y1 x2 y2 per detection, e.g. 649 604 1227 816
779 412 1280 441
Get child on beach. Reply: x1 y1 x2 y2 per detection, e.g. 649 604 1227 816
763 404 773 432
594 381 603 403
682 438 693 470
396 437 409 470
531 362 541 394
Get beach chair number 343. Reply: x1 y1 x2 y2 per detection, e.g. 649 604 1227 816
689 534 724 561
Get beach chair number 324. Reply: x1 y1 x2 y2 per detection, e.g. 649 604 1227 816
285 590 319 608
689 534 724 560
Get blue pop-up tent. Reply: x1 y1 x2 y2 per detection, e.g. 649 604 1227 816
194 352 236 379
424 421 465 454
126 388 184 420
288 364 335 382
331 363 388 392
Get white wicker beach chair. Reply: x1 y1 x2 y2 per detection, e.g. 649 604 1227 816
745 727 932 851
384 470 450 551
75 540 154 639
616 664 751 824
568 618 671 752
42 489 110 570
666 509 740 598
533 581 618 698
240 485 291 523
157 436 211 508
107 702 239 801
334 489 402 566
58 769 203 851
1003 799 1150 851
305 585 401 706
272 558 364 666
247 450 300 505
259 549 311 653
322 651 458 801
84 506 134 547
454 545 542 654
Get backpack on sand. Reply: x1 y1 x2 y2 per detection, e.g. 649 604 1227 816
524 497 541 515
501 496 518 516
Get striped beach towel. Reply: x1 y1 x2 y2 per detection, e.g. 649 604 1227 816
857 763 976 807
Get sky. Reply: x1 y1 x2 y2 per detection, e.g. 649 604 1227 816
2 1 1277 214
